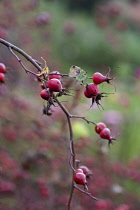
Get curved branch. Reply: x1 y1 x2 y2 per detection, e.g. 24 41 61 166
8 46 38 77
0 38 42 72
54 97 75 209
74 184 99 201
70 115 97 126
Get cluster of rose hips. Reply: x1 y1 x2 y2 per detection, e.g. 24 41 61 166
84 71 113 107
39 70 66 116
95 122 116 146
74 165 92 189
40 71 62 101
0 63 6 83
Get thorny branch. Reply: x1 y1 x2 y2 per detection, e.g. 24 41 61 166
0 38 99 209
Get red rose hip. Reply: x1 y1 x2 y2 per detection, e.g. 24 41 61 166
92 72 113 85
0 63 6 73
76 169 84 173
100 128 116 146
40 89 50 100
49 71 61 80
86 83 99 96
79 165 90 176
0 73 5 83
74 171 87 185
100 128 111 140
84 88 93 98
95 122 106 134
47 79 62 92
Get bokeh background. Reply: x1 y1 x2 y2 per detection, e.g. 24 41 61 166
0 0 140 209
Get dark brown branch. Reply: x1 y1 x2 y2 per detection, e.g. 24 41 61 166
0 40 48 83
70 115 97 126
74 183 99 201
54 97 75 209
0 38 42 72
8 46 38 77
54 98 99 208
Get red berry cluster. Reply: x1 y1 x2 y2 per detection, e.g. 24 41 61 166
95 122 116 146
0 63 6 83
40 71 62 101
84 71 113 107
74 165 92 189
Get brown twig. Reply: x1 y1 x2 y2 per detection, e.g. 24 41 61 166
70 115 97 126
0 38 42 72
54 97 76 209
74 183 99 201
8 46 38 77
54 98 99 208
0 39 50 83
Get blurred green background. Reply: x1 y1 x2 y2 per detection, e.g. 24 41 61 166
0 0 140 209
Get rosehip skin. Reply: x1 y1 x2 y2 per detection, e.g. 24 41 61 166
79 166 90 175
86 83 99 96
40 89 50 100
0 73 5 83
100 128 111 140
100 128 116 146
76 169 84 173
92 72 112 85
0 63 6 73
95 122 106 134
49 71 61 80
47 79 62 92
84 88 93 98
74 172 87 185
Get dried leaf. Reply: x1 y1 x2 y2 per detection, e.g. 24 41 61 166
69 65 82 78
76 70 88 85
37 57 50 77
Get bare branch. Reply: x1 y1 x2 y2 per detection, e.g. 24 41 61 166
70 115 97 126
0 38 42 72
8 46 38 77
53 96 76 209
74 183 99 201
